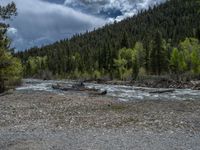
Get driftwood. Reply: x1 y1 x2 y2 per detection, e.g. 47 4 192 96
0 89 14 97
133 87 149 92
52 83 107 95
149 89 175 94
191 81 200 90
0 92 7 97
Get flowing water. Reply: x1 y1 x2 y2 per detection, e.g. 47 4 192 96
16 79 200 101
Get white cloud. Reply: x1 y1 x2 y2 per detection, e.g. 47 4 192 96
64 0 166 21
7 27 18 35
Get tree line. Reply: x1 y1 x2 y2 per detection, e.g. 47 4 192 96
20 35 200 81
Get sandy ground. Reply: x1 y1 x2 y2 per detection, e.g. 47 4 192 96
0 90 200 150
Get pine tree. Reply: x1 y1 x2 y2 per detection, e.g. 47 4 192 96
143 36 151 74
196 28 200 41
0 2 21 93
121 32 130 48
150 31 168 75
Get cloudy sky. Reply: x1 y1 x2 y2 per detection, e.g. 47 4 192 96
1 0 165 51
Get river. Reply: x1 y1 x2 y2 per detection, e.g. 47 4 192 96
16 79 200 101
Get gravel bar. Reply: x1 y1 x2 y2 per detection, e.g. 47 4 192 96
0 91 200 150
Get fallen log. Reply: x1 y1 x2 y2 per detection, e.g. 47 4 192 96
0 89 14 97
52 83 107 95
88 90 107 96
72 82 85 88
52 84 70 91
149 89 175 94
191 81 200 90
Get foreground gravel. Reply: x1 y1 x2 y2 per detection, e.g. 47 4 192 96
0 90 200 150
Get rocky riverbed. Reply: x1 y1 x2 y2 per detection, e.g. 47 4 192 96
0 89 200 149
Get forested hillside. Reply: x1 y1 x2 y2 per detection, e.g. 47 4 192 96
17 0 200 80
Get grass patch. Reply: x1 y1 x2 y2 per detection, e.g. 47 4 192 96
110 105 127 111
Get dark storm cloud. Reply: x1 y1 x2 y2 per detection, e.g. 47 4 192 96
1 0 165 51
42 0 66 4
3 0 105 50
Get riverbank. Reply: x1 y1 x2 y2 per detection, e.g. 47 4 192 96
1 90 200 149
88 78 200 90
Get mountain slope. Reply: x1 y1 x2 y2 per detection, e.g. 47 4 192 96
17 0 200 78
